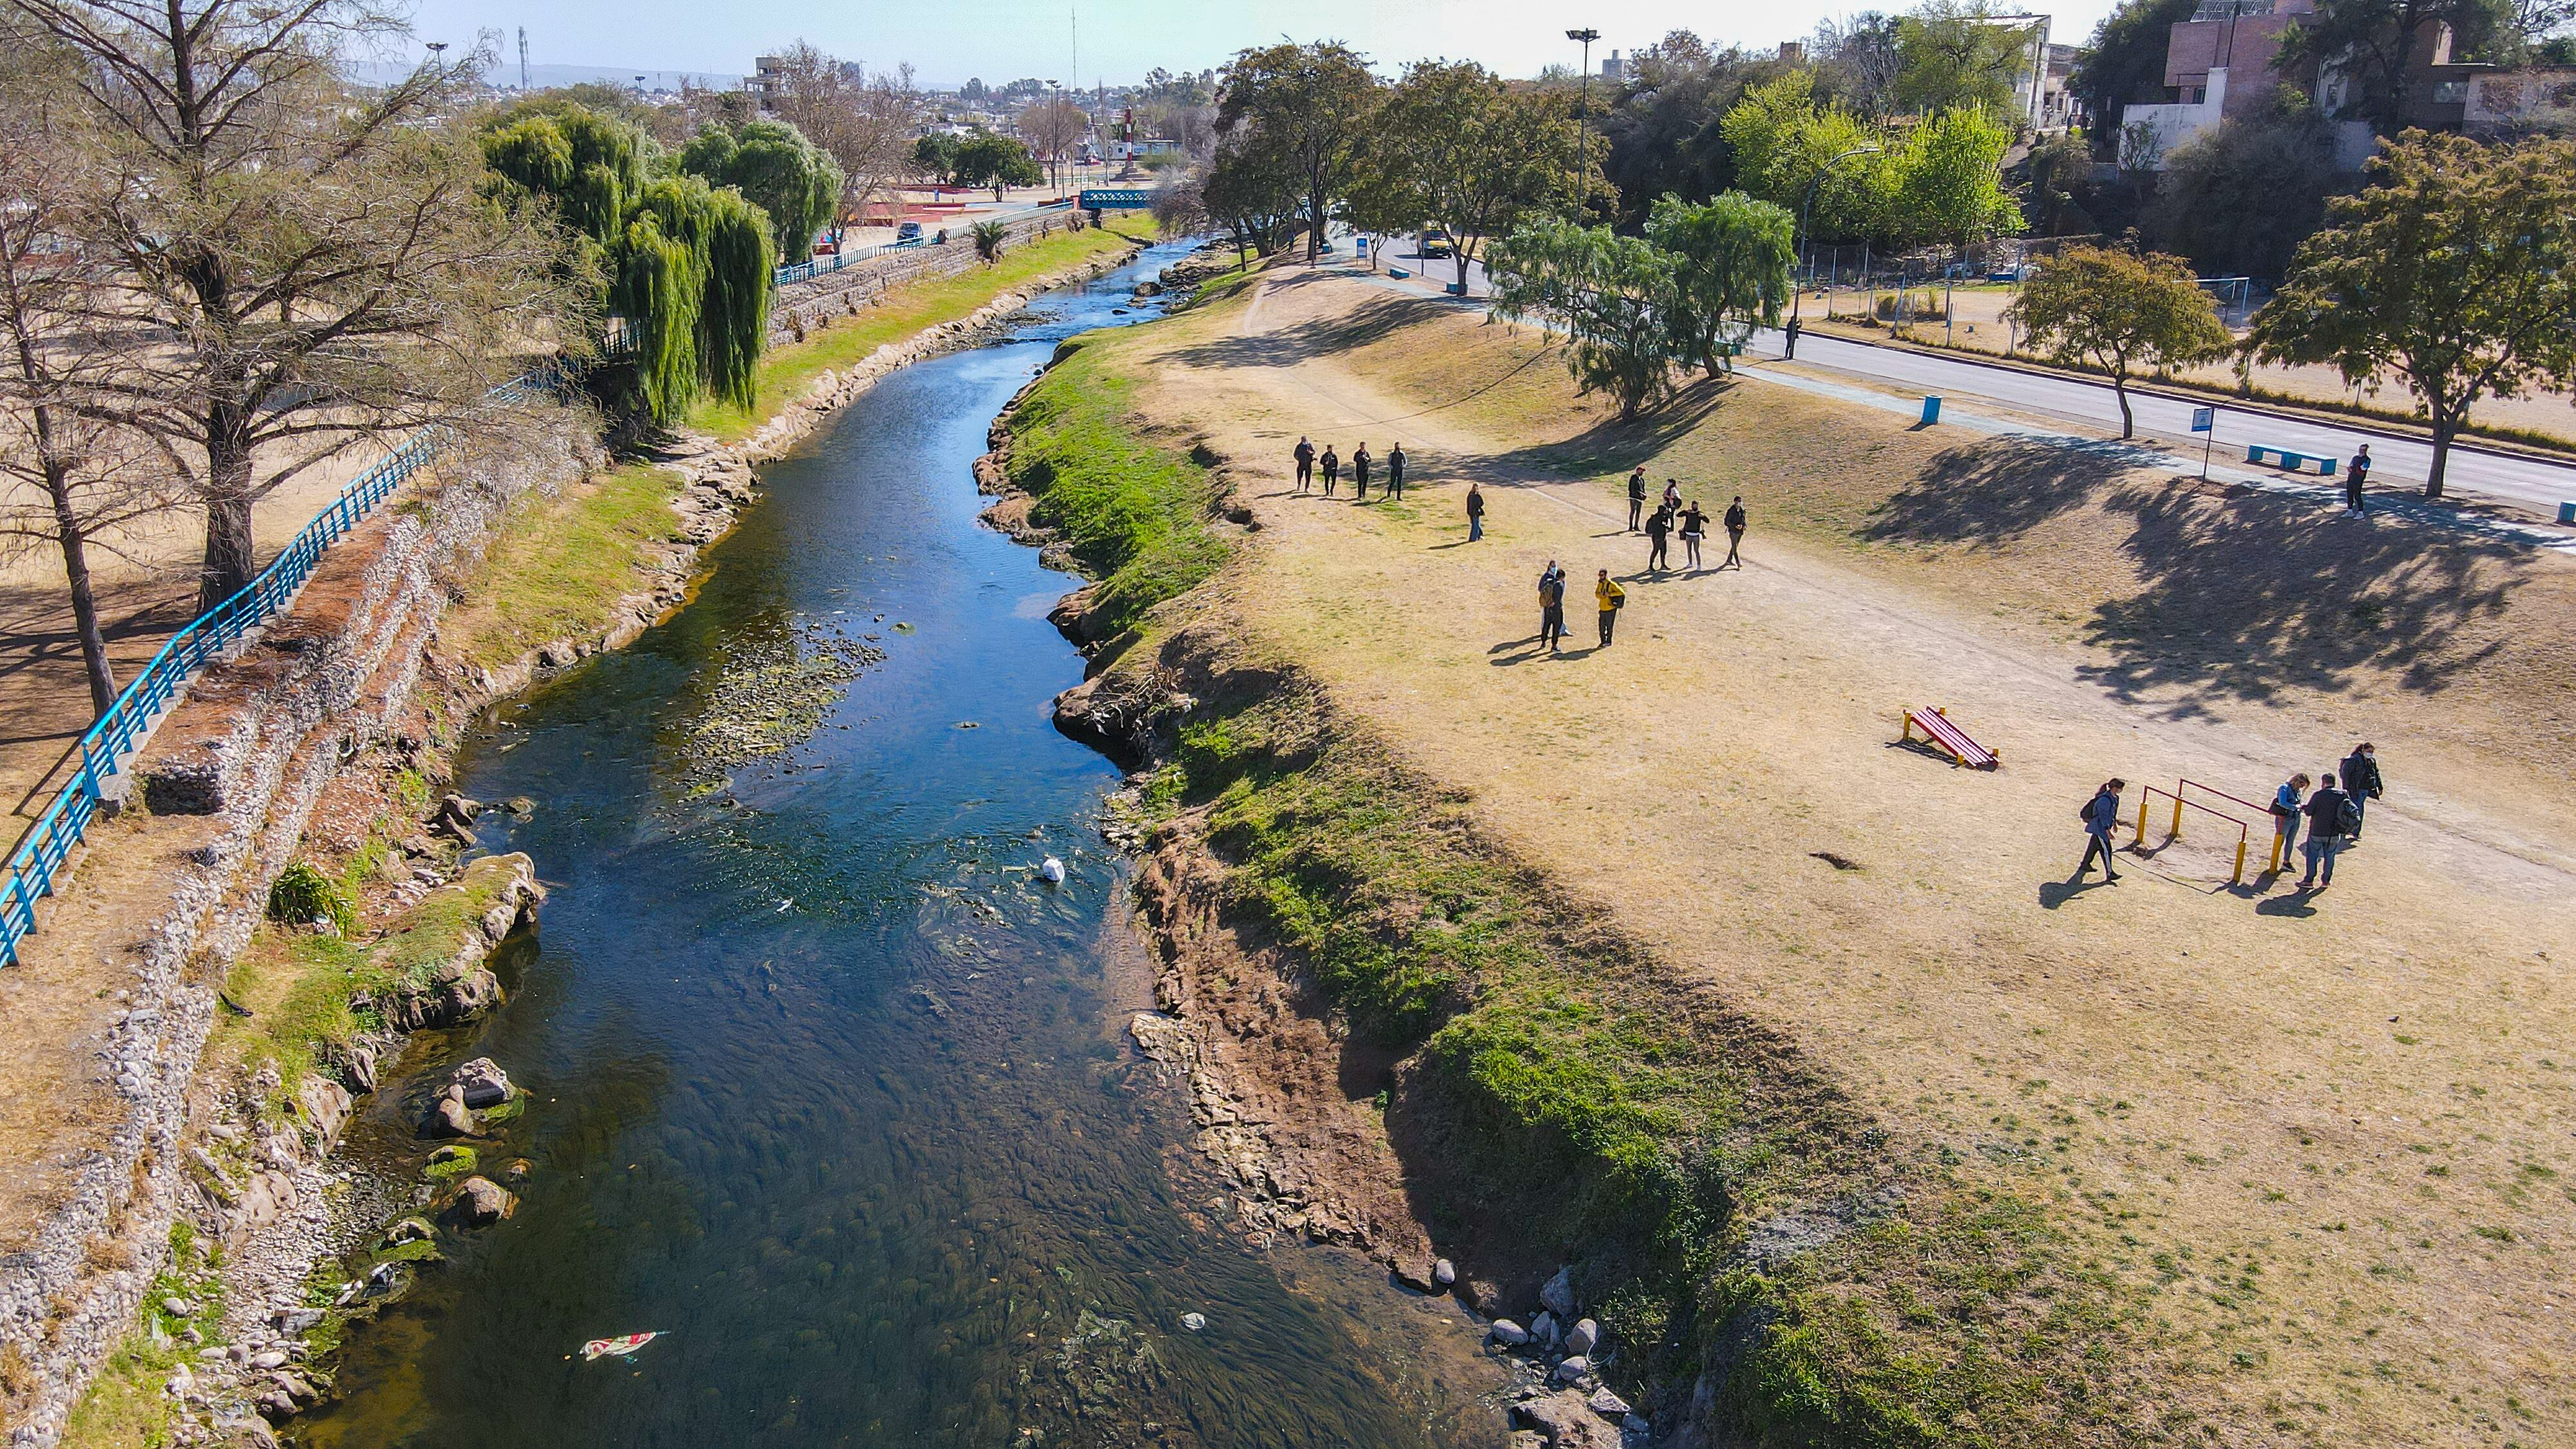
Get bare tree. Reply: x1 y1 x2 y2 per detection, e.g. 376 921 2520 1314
2 1 577 609
0 43 181 714
1018 98 1089 189
766 41 924 241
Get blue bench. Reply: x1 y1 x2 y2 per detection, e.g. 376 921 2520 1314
2246 444 2337 476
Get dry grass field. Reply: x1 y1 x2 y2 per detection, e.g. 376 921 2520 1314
1074 266 2576 1447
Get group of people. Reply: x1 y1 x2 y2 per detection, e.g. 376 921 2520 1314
1533 560 1625 650
1629 468 1745 572
1291 435 1407 502
2074 743 2386 893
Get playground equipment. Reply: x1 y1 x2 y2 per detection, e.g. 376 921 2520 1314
2132 778 2262 885
1899 706 1999 769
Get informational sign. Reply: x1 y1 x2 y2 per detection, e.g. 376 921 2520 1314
2191 406 2215 433
1078 189 1152 211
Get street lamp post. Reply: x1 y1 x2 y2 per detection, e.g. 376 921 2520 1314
1046 80 1062 193
1566 28 1600 221
1785 145 1879 361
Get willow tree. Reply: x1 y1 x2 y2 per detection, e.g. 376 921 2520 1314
679 118 842 262
482 105 773 423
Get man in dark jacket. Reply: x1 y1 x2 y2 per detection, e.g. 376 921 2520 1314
2076 779 2126 882
1627 467 1647 531
2299 772 2354 889
2339 743 2382 840
1537 561 1566 652
1293 437 1314 493
1723 497 1748 569
1645 503 1673 571
1387 444 1406 500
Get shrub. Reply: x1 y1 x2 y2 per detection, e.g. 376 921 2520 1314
266 862 354 934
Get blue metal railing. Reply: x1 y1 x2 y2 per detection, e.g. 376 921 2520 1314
0 371 554 969
770 200 1083 287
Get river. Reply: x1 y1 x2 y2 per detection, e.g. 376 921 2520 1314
293 240 1508 1448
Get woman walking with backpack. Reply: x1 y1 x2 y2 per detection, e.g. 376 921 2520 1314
2075 779 2126 883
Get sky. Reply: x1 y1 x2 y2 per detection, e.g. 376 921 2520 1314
404 0 2127 91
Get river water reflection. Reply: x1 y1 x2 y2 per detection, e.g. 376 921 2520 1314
299 240 1505 1448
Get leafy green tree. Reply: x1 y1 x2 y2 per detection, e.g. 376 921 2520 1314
2252 131 2576 497
1645 193 1796 376
2072 0 2201 159
1891 104 2025 255
1895 1 2041 117
1596 32 1774 222
1213 41 1381 261
1204 126 1303 266
2009 245 2233 437
952 131 1043 201
1489 220 1681 419
1361 60 1582 290
484 106 773 424
1719 71 1900 242
680 119 843 262
2148 106 2349 277
913 132 961 182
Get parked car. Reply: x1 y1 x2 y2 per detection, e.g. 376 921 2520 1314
896 221 923 242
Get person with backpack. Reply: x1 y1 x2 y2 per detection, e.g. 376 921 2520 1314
2299 772 2357 889
2339 743 2383 840
1293 436 1315 493
1387 444 1406 500
1678 500 1707 570
1352 442 1372 500
1723 496 1748 569
1645 503 1673 572
2076 779 2126 882
2269 772 2311 873
1465 482 1485 541
1662 477 1682 516
1320 444 1340 497
1537 560 1567 652
1595 569 1626 645
1627 468 1647 531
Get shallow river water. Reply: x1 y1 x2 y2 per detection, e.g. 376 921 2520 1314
295 240 1506 1448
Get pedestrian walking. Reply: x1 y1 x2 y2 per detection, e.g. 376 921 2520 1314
1387 444 1406 500
1645 503 1672 571
1537 560 1566 652
2298 772 2358 889
1626 467 1646 531
2075 778 2126 882
1678 501 1707 570
2338 743 2383 840
1595 569 1625 646
1722 496 1747 569
2345 446 2371 515
1465 483 1485 542
2269 772 2310 872
1661 477 1681 516
1352 443 1372 500
1293 436 1314 493
1321 445 1340 497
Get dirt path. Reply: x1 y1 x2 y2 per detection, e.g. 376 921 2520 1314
1103 269 2576 1446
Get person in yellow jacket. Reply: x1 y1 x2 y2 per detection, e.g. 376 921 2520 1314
1595 569 1625 647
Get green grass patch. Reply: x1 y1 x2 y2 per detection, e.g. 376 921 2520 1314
687 216 1157 443
459 462 687 670
214 929 384 1113
1001 336 1230 639
59 1226 225 1449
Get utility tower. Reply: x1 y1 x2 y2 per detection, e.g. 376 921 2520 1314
518 27 529 90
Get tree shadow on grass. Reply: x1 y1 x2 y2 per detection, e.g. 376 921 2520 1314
1859 438 2139 548
2076 482 2528 712
1156 283 1451 372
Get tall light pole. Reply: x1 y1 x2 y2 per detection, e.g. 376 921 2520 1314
1566 28 1600 221
1046 79 1061 192
1785 145 1879 360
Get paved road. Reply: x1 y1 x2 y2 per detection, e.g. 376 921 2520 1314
1742 326 2576 518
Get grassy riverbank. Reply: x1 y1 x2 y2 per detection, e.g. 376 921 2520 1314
688 216 1157 444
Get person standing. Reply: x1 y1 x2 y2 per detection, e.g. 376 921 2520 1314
1293 436 1315 493
1678 500 1707 570
1645 504 1672 572
1661 477 1681 516
1320 445 1340 497
1595 569 1625 646
1465 483 1486 542
2345 446 2371 516
1537 560 1566 652
1627 468 1646 531
2339 743 2383 840
1387 444 1406 500
2075 778 2126 883
2299 772 2355 889
2269 772 2310 873
1352 443 1372 500
1722 496 1748 569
